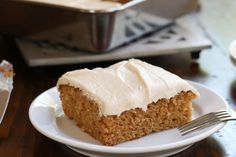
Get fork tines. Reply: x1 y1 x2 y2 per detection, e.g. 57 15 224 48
178 110 231 136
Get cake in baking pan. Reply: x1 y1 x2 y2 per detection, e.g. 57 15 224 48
57 59 199 145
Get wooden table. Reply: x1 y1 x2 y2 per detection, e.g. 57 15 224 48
0 0 236 156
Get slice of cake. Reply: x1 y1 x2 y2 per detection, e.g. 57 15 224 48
0 60 14 123
57 59 199 146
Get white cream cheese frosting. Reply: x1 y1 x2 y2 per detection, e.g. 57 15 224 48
0 60 13 92
26 0 122 11
57 59 199 116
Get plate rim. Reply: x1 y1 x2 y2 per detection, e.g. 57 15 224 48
29 81 229 154
66 144 193 157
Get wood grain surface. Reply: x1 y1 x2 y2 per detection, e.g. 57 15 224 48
0 0 236 157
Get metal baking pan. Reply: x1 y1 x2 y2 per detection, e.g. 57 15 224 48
0 0 198 52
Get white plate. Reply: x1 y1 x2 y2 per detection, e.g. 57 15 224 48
29 81 228 157
66 144 193 157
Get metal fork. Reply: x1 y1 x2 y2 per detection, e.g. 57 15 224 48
178 109 236 136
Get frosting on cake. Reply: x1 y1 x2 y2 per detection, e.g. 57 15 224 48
57 59 199 116
27 0 122 11
0 60 14 91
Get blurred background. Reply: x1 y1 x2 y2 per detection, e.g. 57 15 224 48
0 0 208 66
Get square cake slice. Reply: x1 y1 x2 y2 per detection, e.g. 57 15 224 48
57 59 199 146
0 60 14 123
